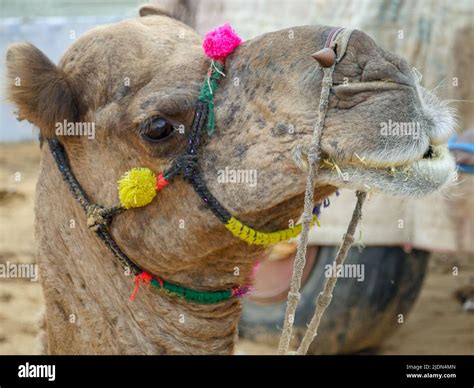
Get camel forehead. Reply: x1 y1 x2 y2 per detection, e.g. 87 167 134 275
64 16 202 63
59 16 205 108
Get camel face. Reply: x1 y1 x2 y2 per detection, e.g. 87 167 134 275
6 16 455 269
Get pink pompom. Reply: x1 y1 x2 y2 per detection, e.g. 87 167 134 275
203 23 242 61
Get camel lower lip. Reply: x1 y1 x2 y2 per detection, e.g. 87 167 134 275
318 145 456 196
404 144 455 182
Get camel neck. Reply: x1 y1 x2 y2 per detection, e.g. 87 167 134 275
38 218 242 354
36 149 248 354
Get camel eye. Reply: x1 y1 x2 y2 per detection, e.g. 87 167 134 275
142 117 175 142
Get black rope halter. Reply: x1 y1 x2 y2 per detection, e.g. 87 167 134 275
45 26 345 303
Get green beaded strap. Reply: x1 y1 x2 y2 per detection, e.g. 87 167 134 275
130 271 249 304
151 278 235 304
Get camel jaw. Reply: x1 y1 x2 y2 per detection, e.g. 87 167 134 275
318 144 456 197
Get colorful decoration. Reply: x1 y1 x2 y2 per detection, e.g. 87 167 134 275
225 215 320 246
202 23 242 61
130 271 153 301
198 61 224 135
156 173 169 191
199 24 242 135
118 168 169 209
130 270 250 303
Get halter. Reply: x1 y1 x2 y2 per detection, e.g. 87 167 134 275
47 25 348 304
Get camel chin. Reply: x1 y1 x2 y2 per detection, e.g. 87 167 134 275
319 143 456 196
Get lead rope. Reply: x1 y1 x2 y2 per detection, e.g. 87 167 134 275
277 65 333 355
297 190 367 354
278 28 361 355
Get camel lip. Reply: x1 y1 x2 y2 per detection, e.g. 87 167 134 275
318 144 456 196
332 80 413 93
404 144 454 174
321 144 447 172
323 140 445 170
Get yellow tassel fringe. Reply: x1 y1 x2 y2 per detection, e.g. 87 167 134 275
225 215 320 246
118 168 157 209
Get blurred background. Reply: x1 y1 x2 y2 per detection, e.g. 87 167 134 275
0 0 473 354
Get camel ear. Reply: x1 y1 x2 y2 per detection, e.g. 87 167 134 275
139 4 172 17
139 2 196 27
5 42 80 138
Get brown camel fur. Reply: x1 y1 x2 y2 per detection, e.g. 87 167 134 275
5 7 455 354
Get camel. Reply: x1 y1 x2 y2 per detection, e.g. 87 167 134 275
5 6 455 354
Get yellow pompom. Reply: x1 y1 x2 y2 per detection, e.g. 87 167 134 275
118 168 157 209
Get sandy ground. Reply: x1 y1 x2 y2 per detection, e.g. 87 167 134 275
0 141 473 355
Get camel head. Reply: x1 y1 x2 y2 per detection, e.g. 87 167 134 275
5 9 456 353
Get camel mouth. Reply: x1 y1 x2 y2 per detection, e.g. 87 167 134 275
317 143 456 197
316 76 457 197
